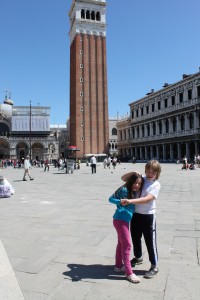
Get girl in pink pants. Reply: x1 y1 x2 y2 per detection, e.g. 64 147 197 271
109 172 143 283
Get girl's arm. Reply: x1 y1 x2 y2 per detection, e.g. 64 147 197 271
109 187 128 205
121 193 155 205
109 195 122 205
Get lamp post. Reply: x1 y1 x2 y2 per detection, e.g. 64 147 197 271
29 100 32 160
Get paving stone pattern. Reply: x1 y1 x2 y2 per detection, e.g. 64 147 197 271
0 163 199 300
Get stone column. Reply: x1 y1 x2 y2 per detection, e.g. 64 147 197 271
177 143 181 159
156 145 159 160
150 146 153 159
145 147 148 160
140 147 143 160
163 144 166 160
195 141 198 156
186 142 189 159
177 115 180 132
170 144 174 161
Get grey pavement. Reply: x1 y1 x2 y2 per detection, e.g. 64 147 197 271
0 162 200 300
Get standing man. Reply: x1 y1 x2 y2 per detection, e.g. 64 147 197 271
90 155 97 174
44 159 49 171
23 156 34 181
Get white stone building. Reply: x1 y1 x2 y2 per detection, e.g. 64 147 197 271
117 70 200 162
0 97 59 161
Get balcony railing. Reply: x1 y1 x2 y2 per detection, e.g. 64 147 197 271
118 128 200 144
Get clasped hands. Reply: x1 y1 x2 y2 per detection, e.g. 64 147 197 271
120 199 130 206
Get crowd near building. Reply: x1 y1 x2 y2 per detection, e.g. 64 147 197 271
117 70 200 162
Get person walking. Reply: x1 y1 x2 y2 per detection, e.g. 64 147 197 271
109 172 143 283
121 160 161 279
23 156 34 181
90 155 97 174
44 159 50 171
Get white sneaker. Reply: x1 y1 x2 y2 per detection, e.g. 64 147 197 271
114 265 126 273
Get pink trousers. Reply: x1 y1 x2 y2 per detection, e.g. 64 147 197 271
113 219 133 276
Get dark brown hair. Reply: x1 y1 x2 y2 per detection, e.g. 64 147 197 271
115 172 143 199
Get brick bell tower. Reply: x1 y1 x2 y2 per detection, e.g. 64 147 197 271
68 0 109 158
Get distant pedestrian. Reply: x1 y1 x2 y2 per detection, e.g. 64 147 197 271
107 157 111 169
112 157 117 169
103 158 107 169
109 172 143 283
44 159 49 171
182 156 188 170
23 156 34 181
90 155 97 174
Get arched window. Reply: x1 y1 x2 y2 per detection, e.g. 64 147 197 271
165 119 169 133
153 123 156 135
132 127 135 138
96 11 101 21
159 121 162 134
142 125 144 137
180 115 185 130
137 127 139 138
86 10 90 19
173 117 176 131
189 113 194 129
147 124 150 136
112 128 117 135
81 9 85 19
91 11 95 20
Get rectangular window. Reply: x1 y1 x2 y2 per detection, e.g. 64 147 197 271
179 93 183 103
164 98 168 108
132 111 134 118
188 89 192 100
141 107 143 116
146 106 149 114
136 110 138 117
171 95 175 106
152 103 155 112
158 101 160 110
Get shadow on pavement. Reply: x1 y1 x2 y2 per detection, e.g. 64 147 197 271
63 264 145 281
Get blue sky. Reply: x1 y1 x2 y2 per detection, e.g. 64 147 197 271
0 0 200 124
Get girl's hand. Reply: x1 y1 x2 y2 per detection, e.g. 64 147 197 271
120 199 130 206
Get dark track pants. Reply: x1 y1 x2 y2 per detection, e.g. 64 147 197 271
130 213 158 266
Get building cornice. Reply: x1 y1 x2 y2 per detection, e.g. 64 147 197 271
129 71 200 107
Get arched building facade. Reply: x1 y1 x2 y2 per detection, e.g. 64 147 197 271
0 97 59 161
117 71 200 162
